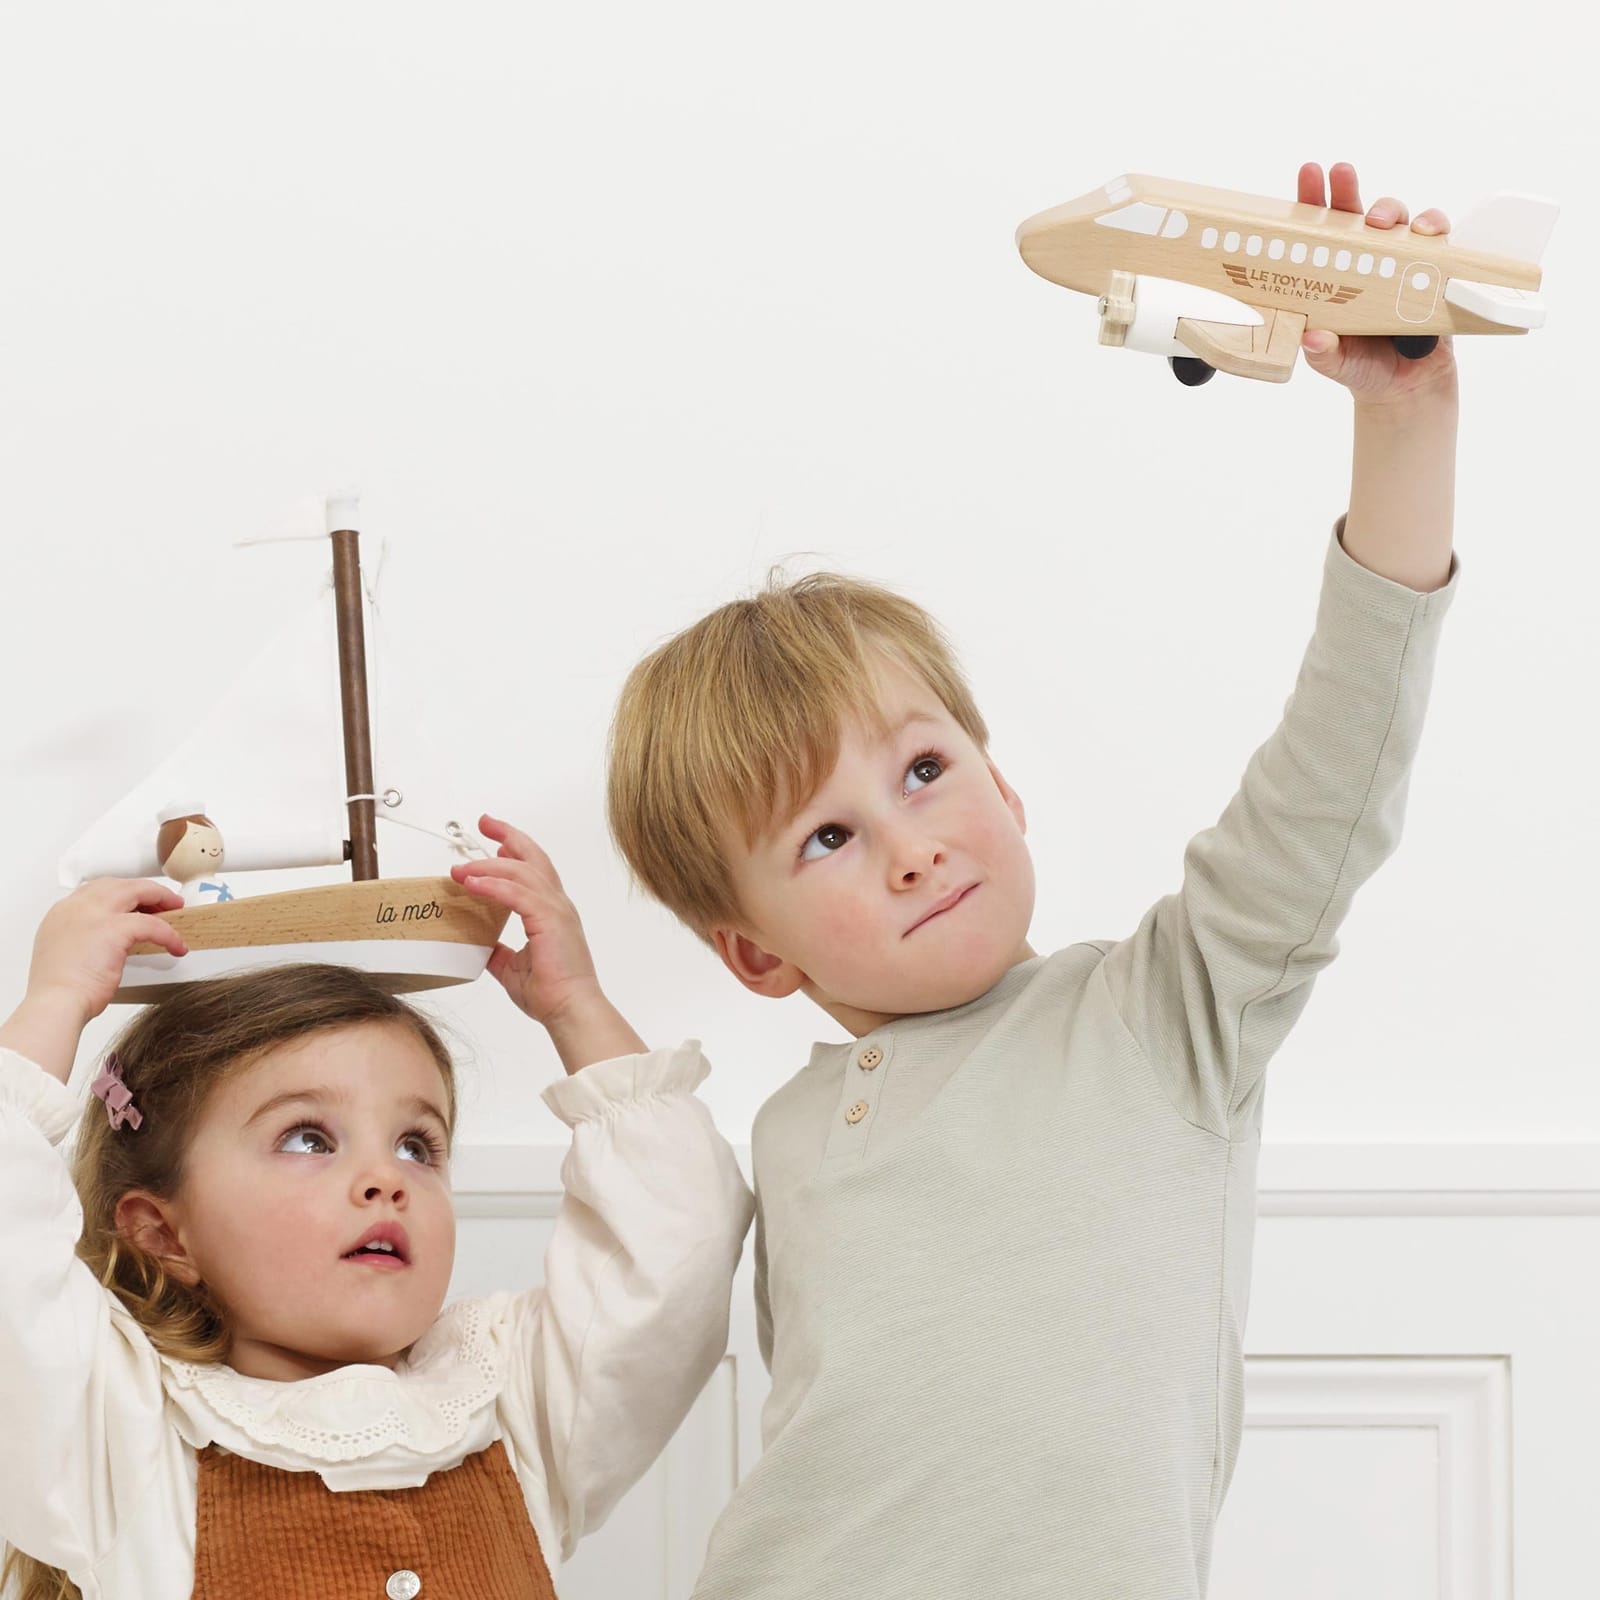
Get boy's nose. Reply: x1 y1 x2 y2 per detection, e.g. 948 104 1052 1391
892 840 946 887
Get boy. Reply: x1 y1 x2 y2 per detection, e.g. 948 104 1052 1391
605 162 1459 1598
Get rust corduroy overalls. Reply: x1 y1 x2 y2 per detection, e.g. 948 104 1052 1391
189 1438 558 1599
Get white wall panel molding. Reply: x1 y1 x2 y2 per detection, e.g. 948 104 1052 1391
1256 1144 1600 1216
1227 1356 1511 1597
451 1141 1600 1216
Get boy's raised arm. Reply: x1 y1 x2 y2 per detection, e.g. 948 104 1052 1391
1094 163 1463 1137
1295 162 1458 596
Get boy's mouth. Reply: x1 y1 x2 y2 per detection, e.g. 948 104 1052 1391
905 882 978 936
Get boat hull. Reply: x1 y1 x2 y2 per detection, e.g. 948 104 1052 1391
115 877 512 1003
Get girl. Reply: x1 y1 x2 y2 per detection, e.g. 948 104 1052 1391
0 816 754 1599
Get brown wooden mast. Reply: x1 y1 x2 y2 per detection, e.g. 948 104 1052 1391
329 511 378 880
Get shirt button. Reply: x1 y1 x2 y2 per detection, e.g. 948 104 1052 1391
386 1572 422 1600
845 1101 869 1125
857 1046 883 1071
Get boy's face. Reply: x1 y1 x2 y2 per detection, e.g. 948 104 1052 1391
713 661 1035 1033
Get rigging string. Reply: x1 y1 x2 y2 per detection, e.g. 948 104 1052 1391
346 791 489 860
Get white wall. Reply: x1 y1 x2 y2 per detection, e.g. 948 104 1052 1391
446 1146 1600 1597
0 2 1594 1159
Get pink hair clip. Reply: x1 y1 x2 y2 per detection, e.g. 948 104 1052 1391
90 1053 143 1132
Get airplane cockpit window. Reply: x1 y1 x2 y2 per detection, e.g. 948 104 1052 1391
1160 210 1189 239
1094 202 1167 236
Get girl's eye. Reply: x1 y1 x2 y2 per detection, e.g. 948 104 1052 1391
799 822 851 862
277 1125 446 1166
905 752 944 792
399 1131 447 1166
279 1125 332 1156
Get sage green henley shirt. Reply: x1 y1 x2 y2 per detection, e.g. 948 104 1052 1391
691 522 1459 1600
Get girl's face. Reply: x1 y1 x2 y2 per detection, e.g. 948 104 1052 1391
128 1021 457 1381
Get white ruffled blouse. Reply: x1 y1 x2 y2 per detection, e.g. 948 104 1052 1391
0 1041 754 1600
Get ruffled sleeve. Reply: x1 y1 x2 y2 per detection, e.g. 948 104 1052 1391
0 1048 173 1583
495 1041 754 1560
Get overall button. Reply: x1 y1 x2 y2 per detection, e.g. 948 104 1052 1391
386 1572 422 1600
857 1046 883 1071
845 1101 869 1125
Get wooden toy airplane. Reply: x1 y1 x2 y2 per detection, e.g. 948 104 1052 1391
1016 174 1557 385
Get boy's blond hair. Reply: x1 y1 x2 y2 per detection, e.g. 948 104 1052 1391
606 570 989 940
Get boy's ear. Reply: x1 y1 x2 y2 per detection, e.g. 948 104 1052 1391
988 760 1027 834
711 927 808 1000
114 1191 202 1287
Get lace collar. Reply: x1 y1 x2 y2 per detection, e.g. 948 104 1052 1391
157 1293 508 1476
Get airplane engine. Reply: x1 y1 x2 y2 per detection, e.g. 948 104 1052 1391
1096 271 1263 358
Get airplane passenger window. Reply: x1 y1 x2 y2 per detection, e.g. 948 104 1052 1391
1358 253 1374 274
1224 231 1241 251
1335 249 1352 270
1379 257 1397 278
1201 227 1219 249
1291 242 1308 264
1313 246 1330 267
1246 235 1263 256
1268 239 1286 260
1094 202 1167 235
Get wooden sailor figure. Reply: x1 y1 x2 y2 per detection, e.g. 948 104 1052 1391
156 804 234 905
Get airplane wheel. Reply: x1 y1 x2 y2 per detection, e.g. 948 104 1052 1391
1393 335 1439 360
1170 357 1216 387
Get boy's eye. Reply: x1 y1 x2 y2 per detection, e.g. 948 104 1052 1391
798 752 946 861
800 823 852 862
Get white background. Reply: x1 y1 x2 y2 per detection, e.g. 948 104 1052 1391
0 3 1593 1149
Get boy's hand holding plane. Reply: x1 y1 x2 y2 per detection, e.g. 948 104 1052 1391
1298 160 1459 407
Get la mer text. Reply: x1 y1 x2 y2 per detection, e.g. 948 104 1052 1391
375 901 444 924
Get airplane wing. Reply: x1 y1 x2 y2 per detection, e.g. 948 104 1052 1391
1443 278 1547 330
1175 309 1307 383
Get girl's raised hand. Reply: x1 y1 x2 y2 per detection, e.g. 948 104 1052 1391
1296 161 1459 407
0 879 187 1083
26 878 187 1022
451 815 604 1028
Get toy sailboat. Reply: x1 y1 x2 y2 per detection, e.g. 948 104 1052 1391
60 493 512 1003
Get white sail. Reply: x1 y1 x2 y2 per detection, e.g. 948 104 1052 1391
58 577 354 887
57 495 482 892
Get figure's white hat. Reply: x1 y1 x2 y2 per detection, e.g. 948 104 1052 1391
155 800 209 825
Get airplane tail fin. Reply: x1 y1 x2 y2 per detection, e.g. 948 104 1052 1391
1451 192 1559 262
